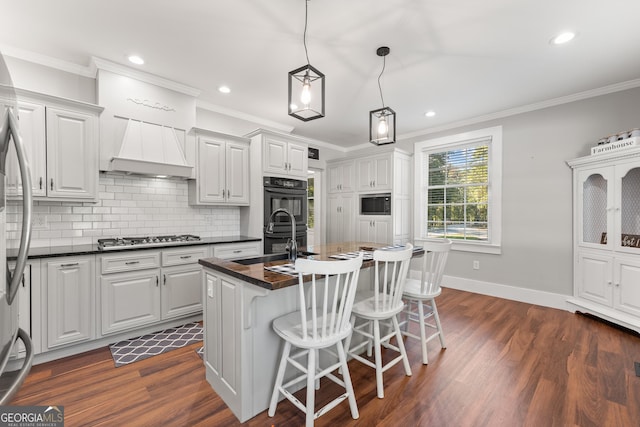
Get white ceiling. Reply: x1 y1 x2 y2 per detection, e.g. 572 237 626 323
2 0 640 148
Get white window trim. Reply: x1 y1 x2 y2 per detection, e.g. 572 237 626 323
414 125 502 254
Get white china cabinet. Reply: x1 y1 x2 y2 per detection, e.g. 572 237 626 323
567 146 640 332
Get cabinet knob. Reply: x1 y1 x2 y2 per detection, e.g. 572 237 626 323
615 282 620 287
163 274 167 285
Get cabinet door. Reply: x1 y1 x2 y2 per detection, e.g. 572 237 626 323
46 257 94 348
6 101 47 197
577 167 614 249
576 250 613 306
356 158 376 191
373 217 392 244
328 161 355 193
614 257 640 318
373 155 392 190
161 265 203 320
328 194 355 244
263 137 288 175
287 141 308 178
198 136 226 203
203 272 240 395
46 107 97 199
226 141 250 204
615 163 640 255
100 270 161 335
356 217 374 243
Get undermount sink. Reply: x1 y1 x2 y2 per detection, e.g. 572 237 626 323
233 251 318 265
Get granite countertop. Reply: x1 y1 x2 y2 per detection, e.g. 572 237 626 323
199 241 424 291
7 235 262 260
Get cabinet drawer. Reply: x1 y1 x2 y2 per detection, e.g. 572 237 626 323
100 251 161 274
212 242 261 260
162 247 209 267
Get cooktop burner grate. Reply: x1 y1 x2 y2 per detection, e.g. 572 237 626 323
97 234 201 250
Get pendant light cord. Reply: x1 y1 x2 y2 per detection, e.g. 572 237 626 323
378 54 386 108
303 0 310 66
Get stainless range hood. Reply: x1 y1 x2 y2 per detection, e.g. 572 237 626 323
108 118 193 178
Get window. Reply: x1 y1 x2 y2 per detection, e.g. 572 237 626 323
415 126 502 254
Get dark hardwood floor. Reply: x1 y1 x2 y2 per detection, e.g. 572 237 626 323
10 288 640 426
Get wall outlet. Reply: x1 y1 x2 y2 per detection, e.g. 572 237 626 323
32 213 48 230
473 260 480 270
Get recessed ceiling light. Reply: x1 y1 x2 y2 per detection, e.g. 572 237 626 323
550 31 576 45
128 55 145 65
218 85 231 94
425 111 436 118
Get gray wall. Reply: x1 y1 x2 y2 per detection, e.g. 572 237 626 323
397 87 640 296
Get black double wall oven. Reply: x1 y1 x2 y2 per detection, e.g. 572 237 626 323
263 176 308 254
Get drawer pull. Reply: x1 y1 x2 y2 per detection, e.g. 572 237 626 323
233 250 242 253
60 263 78 268
125 261 140 265
179 255 192 259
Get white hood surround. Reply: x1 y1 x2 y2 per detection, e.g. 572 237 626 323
95 58 200 178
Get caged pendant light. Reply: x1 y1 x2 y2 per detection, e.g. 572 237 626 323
369 46 396 145
288 0 325 121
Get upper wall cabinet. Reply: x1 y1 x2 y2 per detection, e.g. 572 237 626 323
356 153 392 192
3 89 102 201
262 134 308 179
327 160 355 193
188 129 250 205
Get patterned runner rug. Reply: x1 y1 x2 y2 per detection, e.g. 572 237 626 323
109 322 203 367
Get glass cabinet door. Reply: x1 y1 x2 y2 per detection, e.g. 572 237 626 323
617 165 640 253
579 168 613 248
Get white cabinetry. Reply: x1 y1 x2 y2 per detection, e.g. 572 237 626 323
327 194 355 244
100 246 206 335
5 101 46 197
262 134 308 179
327 160 355 193
3 90 101 201
356 154 392 192
43 256 95 349
188 129 250 205
326 149 412 246
568 147 640 332
212 241 261 260
356 216 392 245
9 260 42 358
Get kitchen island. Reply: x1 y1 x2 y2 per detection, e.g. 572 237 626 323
198 242 423 422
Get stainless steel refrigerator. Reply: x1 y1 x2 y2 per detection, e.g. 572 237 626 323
0 51 34 404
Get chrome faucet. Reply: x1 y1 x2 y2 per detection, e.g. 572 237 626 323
266 208 298 262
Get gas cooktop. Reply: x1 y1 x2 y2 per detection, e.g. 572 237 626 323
97 235 201 251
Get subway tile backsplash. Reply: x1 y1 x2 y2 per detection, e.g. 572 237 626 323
5 173 241 248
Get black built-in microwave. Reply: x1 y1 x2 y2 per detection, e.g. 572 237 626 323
360 194 391 215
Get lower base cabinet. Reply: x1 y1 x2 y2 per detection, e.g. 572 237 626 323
161 264 204 319
101 269 161 335
44 256 95 349
100 247 206 335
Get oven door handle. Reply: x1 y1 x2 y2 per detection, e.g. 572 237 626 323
264 187 306 196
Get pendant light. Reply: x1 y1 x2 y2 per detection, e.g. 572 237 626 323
288 0 325 121
369 46 396 145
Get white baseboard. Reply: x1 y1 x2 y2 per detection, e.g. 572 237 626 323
408 269 570 311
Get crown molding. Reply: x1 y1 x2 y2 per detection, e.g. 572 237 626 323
398 78 640 142
196 100 294 133
92 57 201 97
0 44 95 77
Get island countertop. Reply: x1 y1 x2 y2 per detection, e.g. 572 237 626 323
198 241 424 291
